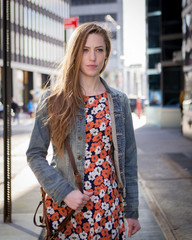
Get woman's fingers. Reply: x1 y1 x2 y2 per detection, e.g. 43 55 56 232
64 190 93 210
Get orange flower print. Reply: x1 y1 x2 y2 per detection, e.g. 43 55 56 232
51 212 59 221
105 126 111 136
86 121 94 131
94 175 103 186
103 193 110 203
75 212 84 225
86 133 92 143
91 154 99 162
95 119 102 128
58 207 67 216
100 149 107 159
96 110 105 119
90 142 98 152
83 222 91 233
76 225 82 234
92 132 102 142
86 200 94 211
95 199 102 209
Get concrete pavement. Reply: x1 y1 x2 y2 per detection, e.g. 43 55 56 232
0 113 191 239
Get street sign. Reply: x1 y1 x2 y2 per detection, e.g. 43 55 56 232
64 17 78 30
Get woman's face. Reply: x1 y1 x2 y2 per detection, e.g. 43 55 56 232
79 33 106 80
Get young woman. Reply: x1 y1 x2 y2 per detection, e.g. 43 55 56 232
27 22 140 239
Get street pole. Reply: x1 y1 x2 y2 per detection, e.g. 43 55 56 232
3 0 12 223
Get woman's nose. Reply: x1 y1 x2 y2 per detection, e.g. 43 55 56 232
89 50 96 61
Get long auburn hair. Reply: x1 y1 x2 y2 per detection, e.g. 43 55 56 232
45 22 111 154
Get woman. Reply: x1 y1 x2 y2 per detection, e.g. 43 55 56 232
27 22 140 239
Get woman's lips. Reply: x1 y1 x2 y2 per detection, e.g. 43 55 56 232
87 65 97 69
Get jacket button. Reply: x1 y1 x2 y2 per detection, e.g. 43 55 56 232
77 156 82 160
78 136 82 140
78 116 82 120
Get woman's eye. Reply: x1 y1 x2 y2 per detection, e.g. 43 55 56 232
83 48 88 52
97 49 104 52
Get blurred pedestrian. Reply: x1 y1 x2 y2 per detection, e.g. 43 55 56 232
27 99 35 118
26 22 140 239
11 98 20 122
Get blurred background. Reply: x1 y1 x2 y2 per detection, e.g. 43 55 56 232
0 0 191 137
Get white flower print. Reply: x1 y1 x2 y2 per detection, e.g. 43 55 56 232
105 221 112 230
84 159 91 169
88 172 96 181
46 206 54 215
95 146 101 155
52 221 59 230
99 97 106 103
79 231 88 239
87 114 93 122
98 103 105 111
104 178 111 187
104 143 111 151
94 166 102 176
105 209 111 217
90 128 99 136
91 107 98 115
106 113 110 120
93 235 101 240
112 180 118 189
88 97 95 105
108 186 112 194
90 195 99 203
85 151 92 159
83 210 93 219
88 217 94 226
85 143 89 150
58 232 66 240
90 227 94 236
115 197 119 206
95 158 104 166
99 189 105 198
85 181 92 190
102 135 109 144
85 107 89 113
101 202 109 211
112 229 117 239
99 122 106 131
95 226 102 233
69 233 80 240
59 216 65 223
95 213 102 222
111 202 116 212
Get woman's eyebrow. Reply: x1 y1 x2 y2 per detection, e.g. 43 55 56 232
84 45 104 48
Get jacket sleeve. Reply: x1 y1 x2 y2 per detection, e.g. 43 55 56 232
123 94 139 219
26 92 74 205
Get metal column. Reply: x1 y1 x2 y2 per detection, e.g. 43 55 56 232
3 0 12 223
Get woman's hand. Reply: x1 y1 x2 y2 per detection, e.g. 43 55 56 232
64 190 93 210
126 218 141 237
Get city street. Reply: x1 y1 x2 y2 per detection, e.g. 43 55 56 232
0 113 191 239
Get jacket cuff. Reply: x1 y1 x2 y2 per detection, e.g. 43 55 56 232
124 210 139 219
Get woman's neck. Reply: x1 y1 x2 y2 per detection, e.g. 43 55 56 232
80 76 106 96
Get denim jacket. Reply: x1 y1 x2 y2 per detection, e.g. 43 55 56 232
26 78 138 219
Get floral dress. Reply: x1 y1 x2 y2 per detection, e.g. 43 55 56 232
45 91 125 240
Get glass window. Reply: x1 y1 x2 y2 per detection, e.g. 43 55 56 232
16 31 20 55
11 31 15 56
36 38 40 60
20 34 24 57
40 39 43 60
29 36 32 58
28 7 32 30
36 11 39 32
32 9 36 31
20 4 23 27
15 2 19 25
24 34 28 57
24 6 28 29
11 0 15 23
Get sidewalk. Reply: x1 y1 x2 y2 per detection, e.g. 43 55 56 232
0 114 191 239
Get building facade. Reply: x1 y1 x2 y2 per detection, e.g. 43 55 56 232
0 0 69 111
146 0 183 127
70 0 124 90
182 0 192 139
